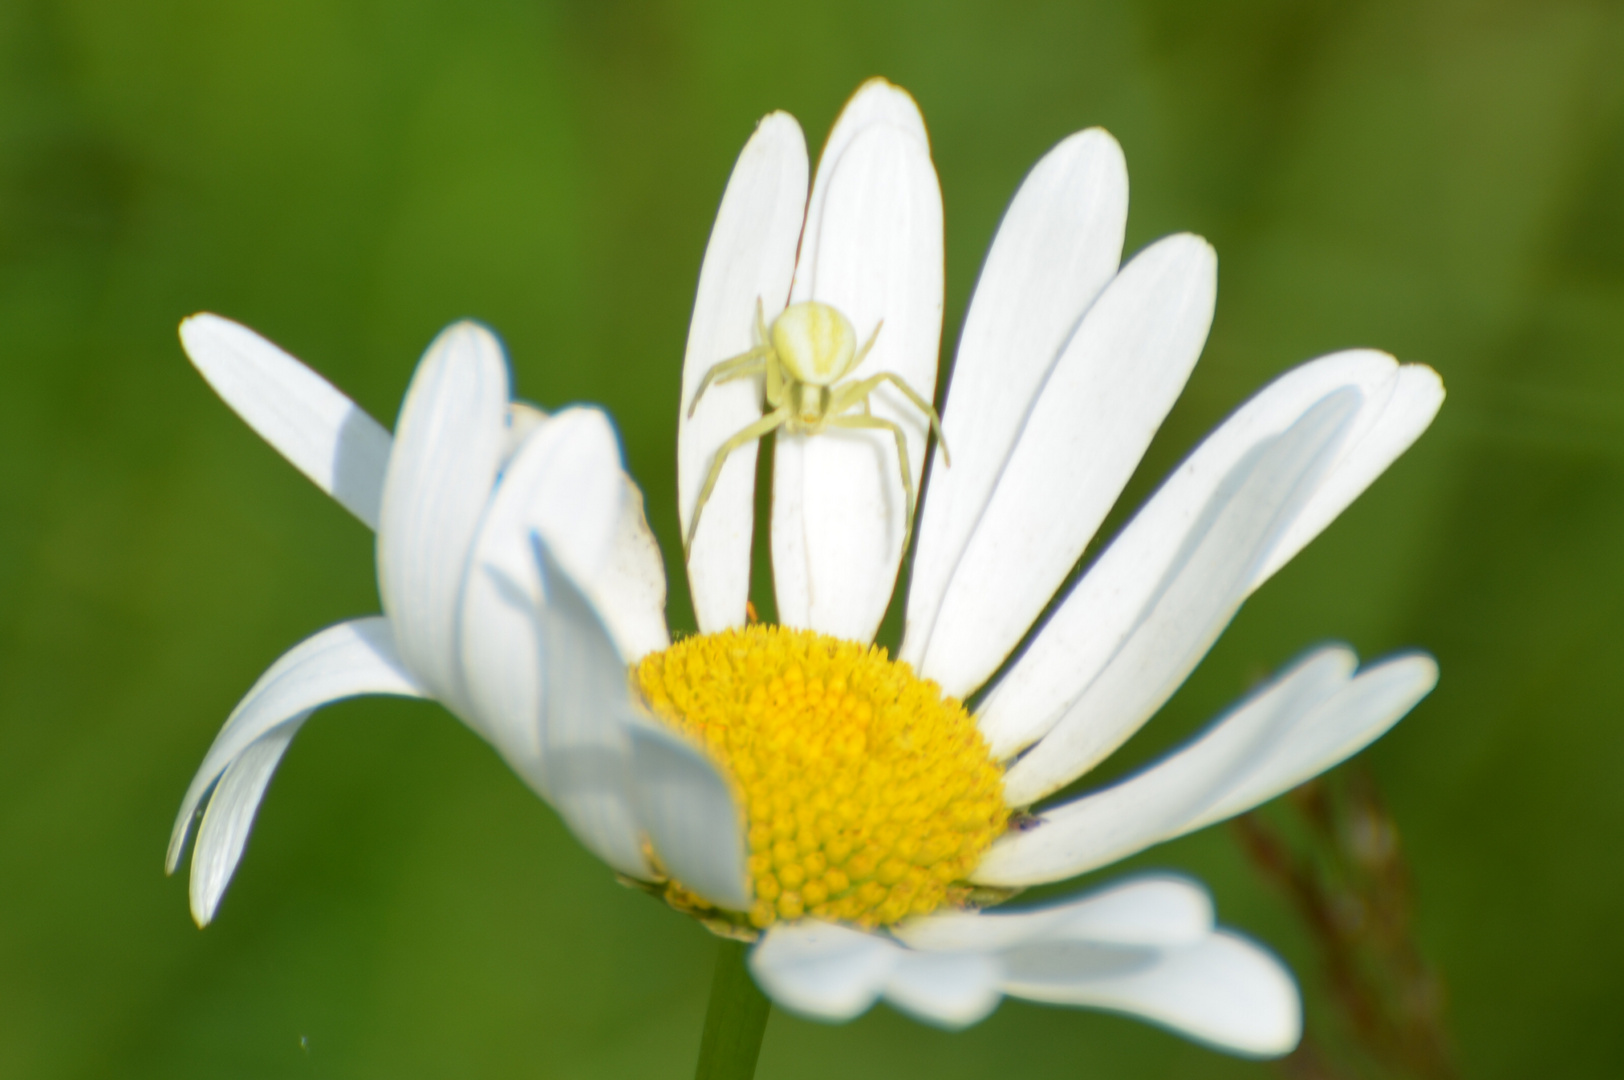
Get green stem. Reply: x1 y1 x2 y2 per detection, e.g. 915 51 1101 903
694 939 771 1080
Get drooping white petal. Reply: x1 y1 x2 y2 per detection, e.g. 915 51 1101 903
880 949 1004 1028
752 875 1290 1046
750 920 899 1022
1000 389 1362 806
679 111 809 632
981 351 1441 761
458 408 626 788
166 616 427 875
999 930 1302 1058
531 538 652 879
974 648 1358 885
752 922 1004 1029
180 314 393 529
897 875 1214 952
774 82 944 642
189 720 305 926
594 479 671 663
376 322 509 704
625 718 749 910
912 234 1217 698
902 129 1128 671
1191 652 1438 829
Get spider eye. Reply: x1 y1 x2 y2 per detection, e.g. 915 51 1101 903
772 301 858 387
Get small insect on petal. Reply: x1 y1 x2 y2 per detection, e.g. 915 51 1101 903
773 302 860 387
684 300 947 559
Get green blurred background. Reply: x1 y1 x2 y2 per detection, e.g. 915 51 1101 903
3 0 1623 1076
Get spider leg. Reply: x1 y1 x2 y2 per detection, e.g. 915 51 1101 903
852 318 884 368
686 405 790 557
688 349 768 418
828 371 951 467
825 413 920 557
715 358 770 387
764 349 785 409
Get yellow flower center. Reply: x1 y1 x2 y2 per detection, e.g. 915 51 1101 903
634 624 1008 931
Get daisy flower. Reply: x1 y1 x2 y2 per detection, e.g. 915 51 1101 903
169 79 1442 1061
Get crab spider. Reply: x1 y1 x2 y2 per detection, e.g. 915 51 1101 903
685 299 949 559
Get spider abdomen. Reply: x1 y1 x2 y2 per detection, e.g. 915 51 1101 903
772 301 860 387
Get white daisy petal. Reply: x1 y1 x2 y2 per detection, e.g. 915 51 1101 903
189 720 305 926
532 538 652 879
974 648 1358 885
751 879 1272 1040
625 718 749 910
1001 389 1362 806
679 111 809 632
775 87 944 641
809 79 930 182
902 129 1128 669
1258 362 1444 586
999 930 1302 1058
377 322 509 703
180 314 394 530
458 407 626 786
915 234 1217 698
981 351 1439 760
897 875 1214 952
166 616 427 874
1192 652 1438 829
503 401 548 464
881 949 1004 1028
750 919 899 1022
595 478 671 663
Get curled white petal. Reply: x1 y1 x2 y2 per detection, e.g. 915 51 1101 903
377 321 509 704
531 539 651 879
190 721 304 926
457 407 625 788
180 314 393 530
166 617 427 919
626 719 749 910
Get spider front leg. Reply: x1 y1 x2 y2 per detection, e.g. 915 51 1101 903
685 404 791 557
825 413 922 557
687 348 768 418
827 371 951 465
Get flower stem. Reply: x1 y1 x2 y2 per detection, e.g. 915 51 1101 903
694 939 771 1080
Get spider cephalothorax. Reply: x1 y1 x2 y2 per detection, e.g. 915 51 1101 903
685 300 949 556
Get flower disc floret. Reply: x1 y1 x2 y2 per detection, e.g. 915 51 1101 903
635 625 1008 930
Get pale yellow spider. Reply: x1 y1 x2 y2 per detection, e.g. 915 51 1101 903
685 299 949 557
